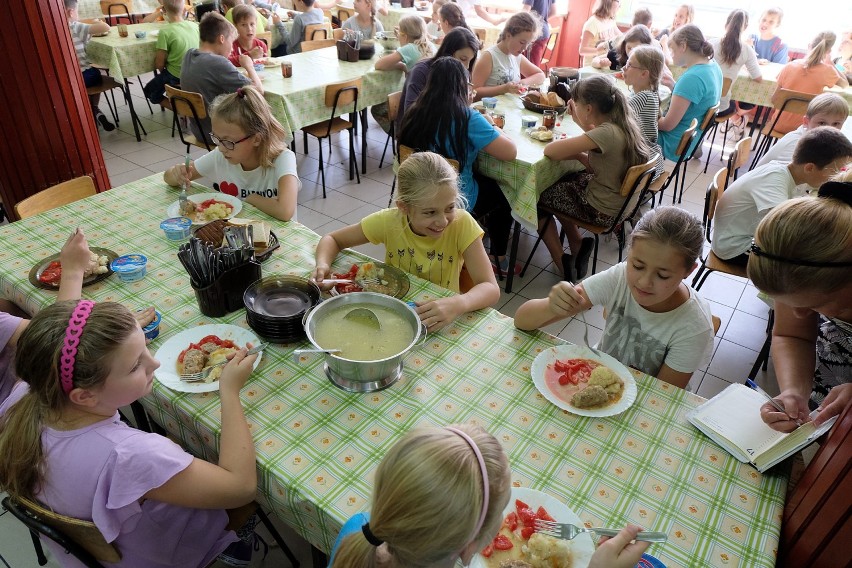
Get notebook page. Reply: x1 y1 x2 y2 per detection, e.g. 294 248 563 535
692 384 786 459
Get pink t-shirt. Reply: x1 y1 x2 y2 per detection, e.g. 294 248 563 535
0 384 237 568
772 60 843 134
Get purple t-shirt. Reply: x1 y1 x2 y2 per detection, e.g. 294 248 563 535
0 312 23 406
0 385 237 568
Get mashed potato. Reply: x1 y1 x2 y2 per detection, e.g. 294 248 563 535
201 203 232 221
522 533 572 568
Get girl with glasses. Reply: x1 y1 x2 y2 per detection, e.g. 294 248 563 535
623 44 665 180
164 86 300 222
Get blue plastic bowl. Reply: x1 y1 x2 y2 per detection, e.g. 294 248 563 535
253 63 265 72
111 254 148 283
636 553 666 568
135 31 147 39
481 97 498 110
160 217 192 241
141 310 162 341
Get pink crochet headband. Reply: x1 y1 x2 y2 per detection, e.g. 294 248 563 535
445 427 490 545
59 300 95 395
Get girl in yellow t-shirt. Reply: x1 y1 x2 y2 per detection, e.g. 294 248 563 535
313 152 500 331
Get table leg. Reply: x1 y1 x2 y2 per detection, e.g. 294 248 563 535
122 79 147 142
505 220 521 293
311 545 327 568
360 108 368 174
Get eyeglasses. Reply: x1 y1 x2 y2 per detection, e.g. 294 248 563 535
623 62 646 71
209 132 253 150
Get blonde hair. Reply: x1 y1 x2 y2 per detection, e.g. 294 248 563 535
499 11 541 43
209 86 287 168
749 195 852 295
330 424 511 568
398 15 435 59
0 302 138 501
162 0 184 16
805 31 836 69
762 7 783 24
806 93 850 118
629 206 703 269
396 152 467 210
628 44 664 91
675 4 694 25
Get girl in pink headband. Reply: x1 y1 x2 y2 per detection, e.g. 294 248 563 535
0 300 261 567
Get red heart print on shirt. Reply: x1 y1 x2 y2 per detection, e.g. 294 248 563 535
219 181 239 196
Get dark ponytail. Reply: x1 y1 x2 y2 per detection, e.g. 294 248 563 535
719 10 747 65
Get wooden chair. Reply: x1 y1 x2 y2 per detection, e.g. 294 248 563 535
301 38 337 51
256 30 272 49
85 70 126 127
778 398 852 567
164 85 213 153
520 155 660 279
691 166 749 291
672 102 719 204
725 136 752 187
749 89 815 170
15 176 97 220
646 118 697 207
379 90 401 169
702 77 734 173
301 78 362 197
305 23 329 41
100 0 133 24
3 495 119 567
540 26 560 71
472 27 487 47
336 6 354 20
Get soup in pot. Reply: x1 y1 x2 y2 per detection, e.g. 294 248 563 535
313 305 414 361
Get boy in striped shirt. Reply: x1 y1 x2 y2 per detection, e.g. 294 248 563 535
64 0 115 131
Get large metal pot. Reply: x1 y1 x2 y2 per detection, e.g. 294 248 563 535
303 292 426 392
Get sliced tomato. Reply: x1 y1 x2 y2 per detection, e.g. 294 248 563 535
493 534 513 551
504 511 518 532
517 505 536 527
535 506 555 522
520 526 535 540
481 544 493 558
198 335 223 346
197 199 233 212
39 261 62 285
515 499 530 511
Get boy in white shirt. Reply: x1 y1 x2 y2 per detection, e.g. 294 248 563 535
755 93 849 169
712 127 852 265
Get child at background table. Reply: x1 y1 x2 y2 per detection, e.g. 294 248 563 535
228 4 268 64
748 7 788 64
835 31 852 83
0 301 261 567
63 0 115 131
537 74 651 282
286 0 324 53
164 87 300 222
437 2 469 41
771 31 849 135
623 45 665 181
516 206 714 389
375 14 435 72
341 0 384 39
579 0 621 67
313 152 500 331
426 0 447 42
471 12 546 98
327 423 651 567
755 93 849 169
710 10 762 139
141 0 166 22
224 0 268 33
523 0 555 69
181 12 263 143
143 0 200 107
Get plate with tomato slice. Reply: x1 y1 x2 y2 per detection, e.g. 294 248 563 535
472 486 595 568
166 192 242 225
28 247 118 290
531 344 637 417
153 324 263 393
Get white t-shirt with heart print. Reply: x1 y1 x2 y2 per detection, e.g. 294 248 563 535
194 147 300 220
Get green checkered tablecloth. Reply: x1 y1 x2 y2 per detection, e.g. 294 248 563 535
261 46 405 137
0 174 786 567
373 6 502 48
78 0 162 19
86 22 166 84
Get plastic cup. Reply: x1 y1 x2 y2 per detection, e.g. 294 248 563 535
118 24 128 37
282 61 293 78
543 109 557 130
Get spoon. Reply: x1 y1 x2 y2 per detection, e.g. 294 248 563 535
343 307 381 330
292 348 341 362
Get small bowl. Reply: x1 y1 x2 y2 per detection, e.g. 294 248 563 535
253 63 265 72
481 97 498 110
160 217 192 241
141 310 162 341
521 114 538 129
135 31 147 39
110 254 148 283
375 33 398 50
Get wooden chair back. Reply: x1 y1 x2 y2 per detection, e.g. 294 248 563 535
387 90 402 122
711 315 721 335
15 176 97 220
472 27 487 46
699 102 720 131
4 495 120 563
256 31 272 48
165 84 207 120
620 154 659 197
778 399 852 567
336 6 354 20
398 145 460 172
726 136 752 185
305 23 328 40
720 77 733 100
765 90 816 136
703 166 728 241
301 38 336 51
324 77 362 108
100 0 132 22
675 118 699 157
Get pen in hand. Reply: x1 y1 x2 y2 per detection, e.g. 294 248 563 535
746 379 803 427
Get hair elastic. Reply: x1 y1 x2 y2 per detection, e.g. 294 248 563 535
236 87 246 99
749 243 852 267
445 427 490 543
361 522 384 546
817 181 852 206
59 300 96 395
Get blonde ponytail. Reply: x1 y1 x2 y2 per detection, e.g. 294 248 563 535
805 31 836 69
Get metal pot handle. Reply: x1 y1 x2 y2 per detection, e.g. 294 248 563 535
415 322 428 346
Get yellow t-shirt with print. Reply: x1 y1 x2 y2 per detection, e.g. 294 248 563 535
360 208 483 293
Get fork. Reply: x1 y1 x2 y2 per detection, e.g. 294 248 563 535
534 519 668 543
179 343 268 382
577 310 603 357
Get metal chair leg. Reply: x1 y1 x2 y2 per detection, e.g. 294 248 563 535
255 508 300 567
30 529 48 566
311 545 327 568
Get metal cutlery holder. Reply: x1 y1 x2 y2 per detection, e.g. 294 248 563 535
193 261 262 317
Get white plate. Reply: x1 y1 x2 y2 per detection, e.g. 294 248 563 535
167 193 242 226
470 487 595 568
531 344 637 417
153 324 262 393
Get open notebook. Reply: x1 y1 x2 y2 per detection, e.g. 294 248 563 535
686 383 837 473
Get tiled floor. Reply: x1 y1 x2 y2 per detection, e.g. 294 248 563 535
0 75 781 567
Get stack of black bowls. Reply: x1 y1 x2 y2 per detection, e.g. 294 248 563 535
243 276 321 343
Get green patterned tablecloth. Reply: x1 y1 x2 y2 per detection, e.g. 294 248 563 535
0 174 786 567
86 22 167 84
373 6 502 48
78 0 162 19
